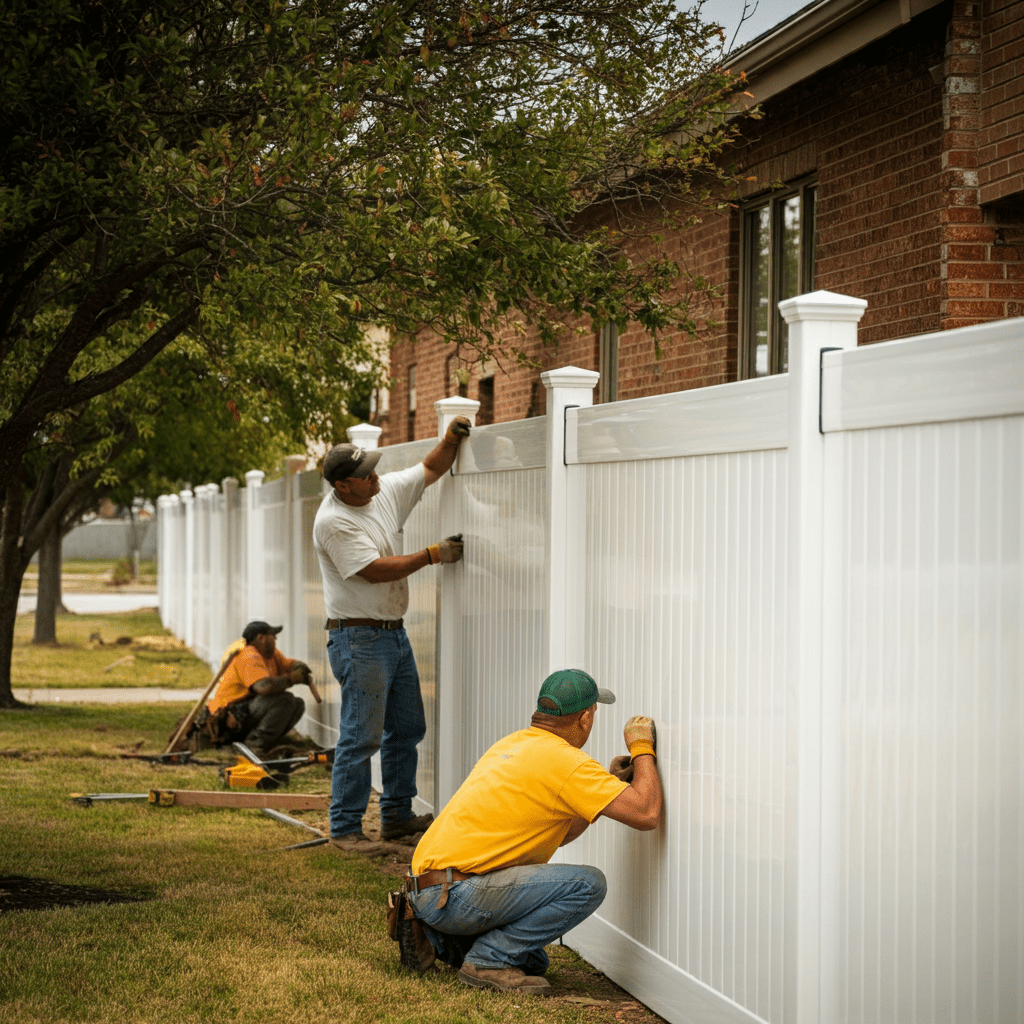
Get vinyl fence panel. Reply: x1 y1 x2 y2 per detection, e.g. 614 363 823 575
157 296 1024 1024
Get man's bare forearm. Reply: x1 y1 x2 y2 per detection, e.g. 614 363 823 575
629 755 662 820
422 437 460 482
356 550 432 583
250 675 293 695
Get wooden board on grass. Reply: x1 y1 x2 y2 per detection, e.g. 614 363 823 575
149 790 328 810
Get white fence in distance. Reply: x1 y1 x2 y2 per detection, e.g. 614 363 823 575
157 293 1023 1024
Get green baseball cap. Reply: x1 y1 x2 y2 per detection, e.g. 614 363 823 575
536 669 616 716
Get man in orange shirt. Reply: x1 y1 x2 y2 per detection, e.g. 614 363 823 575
206 621 314 755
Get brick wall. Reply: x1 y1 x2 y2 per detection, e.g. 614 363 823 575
938 0 1024 327
810 7 948 342
378 1 1022 443
979 0 1024 204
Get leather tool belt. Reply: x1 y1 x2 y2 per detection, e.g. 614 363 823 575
324 618 404 630
404 867 474 909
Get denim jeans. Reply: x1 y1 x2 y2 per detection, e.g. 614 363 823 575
407 863 607 972
326 626 426 837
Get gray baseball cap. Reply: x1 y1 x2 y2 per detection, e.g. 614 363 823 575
323 443 383 484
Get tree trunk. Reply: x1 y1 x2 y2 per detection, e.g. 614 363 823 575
0 478 29 708
32 524 67 645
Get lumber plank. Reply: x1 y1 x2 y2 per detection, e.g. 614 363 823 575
148 790 328 810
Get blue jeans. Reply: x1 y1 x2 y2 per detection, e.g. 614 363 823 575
407 863 607 972
326 626 426 837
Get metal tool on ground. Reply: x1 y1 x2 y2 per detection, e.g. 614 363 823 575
281 835 331 850
164 648 239 754
231 741 271 768
70 793 150 807
223 742 292 790
120 751 220 765
221 758 288 790
252 748 335 772
260 808 331 849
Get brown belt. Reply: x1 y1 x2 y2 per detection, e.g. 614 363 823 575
324 618 404 630
404 868 474 908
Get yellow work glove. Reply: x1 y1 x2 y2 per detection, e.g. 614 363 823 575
444 416 472 444
426 534 464 564
623 716 657 761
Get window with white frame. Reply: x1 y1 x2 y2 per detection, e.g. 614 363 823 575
740 179 817 378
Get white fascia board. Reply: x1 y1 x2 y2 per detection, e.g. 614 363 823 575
728 0 947 109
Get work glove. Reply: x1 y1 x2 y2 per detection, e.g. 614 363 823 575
623 716 657 761
608 754 634 783
288 663 312 687
427 533 464 564
444 416 472 444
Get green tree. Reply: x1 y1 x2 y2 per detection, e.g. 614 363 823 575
25 329 375 653
0 0 744 705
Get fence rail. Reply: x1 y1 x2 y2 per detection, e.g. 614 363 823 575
158 293 1023 1024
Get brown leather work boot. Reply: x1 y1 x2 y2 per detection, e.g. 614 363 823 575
379 813 434 841
329 831 402 857
457 962 551 995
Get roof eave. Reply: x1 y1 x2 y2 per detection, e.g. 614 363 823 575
727 0 948 109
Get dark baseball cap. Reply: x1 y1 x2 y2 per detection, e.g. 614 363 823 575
323 443 383 484
242 621 283 643
536 669 615 716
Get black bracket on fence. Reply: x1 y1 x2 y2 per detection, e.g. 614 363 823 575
819 347 842 434
563 405 579 465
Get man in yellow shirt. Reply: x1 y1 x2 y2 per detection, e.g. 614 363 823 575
404 668 661 995
207 621 313 755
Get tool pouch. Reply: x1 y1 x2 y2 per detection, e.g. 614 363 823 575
199 699 254 747
387 890 436 973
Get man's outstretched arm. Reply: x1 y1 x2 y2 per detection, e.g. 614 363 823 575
422 416 471 485
596 716 662 831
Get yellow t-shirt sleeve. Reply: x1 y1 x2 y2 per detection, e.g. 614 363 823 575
558 756 630 823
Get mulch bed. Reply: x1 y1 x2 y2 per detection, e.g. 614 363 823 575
0 876 148 913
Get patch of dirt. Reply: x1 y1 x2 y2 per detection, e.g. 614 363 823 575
0 876 149 914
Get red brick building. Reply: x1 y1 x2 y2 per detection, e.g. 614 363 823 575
377 0 1023 443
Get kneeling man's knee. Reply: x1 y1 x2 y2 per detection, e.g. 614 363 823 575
580 865 607 901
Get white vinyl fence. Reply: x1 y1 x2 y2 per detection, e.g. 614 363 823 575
157 292 1023 1024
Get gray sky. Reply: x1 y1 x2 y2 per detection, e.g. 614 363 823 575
702 0 814 52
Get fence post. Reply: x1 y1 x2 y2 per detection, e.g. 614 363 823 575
779 290 866 1024
193 483 217 665
540 367 600 672
179 488 195 649
434 395 481 807
283 454 308 659
346 423 383 449
245 469 265 624
156 495 172 628
221 477 239 649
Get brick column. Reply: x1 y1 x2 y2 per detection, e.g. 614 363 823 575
940 2 991 328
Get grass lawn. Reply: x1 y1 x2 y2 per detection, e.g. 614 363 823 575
13 608 210 691
0 622 667 1024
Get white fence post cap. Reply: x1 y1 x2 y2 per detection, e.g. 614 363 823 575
347 423 383 449
779 290 868 323
541 366 600 389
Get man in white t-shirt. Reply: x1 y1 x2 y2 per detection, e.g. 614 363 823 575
313 418 470 855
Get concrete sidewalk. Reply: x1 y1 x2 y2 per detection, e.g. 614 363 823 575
13 687 205 703
17 591 159 616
